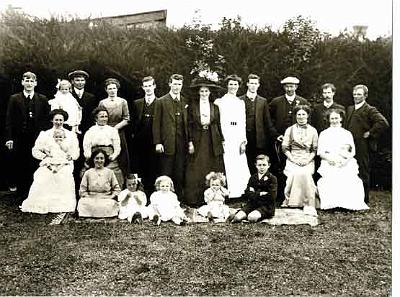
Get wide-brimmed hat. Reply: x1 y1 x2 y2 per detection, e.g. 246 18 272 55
49 108 69 121
189 77 222 89
68 70 89 80
280 76 300 84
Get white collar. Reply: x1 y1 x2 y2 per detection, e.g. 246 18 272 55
23 90 34 98
145 95 155 104
169 91 180 101
285 94 296 103
246 91 257 100
355 101 366 110
323 101 333 108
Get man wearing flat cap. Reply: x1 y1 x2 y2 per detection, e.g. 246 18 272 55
269 76 309 204
68 70 98 190
68 70 98 134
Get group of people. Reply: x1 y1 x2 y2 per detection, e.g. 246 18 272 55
4 69 389 224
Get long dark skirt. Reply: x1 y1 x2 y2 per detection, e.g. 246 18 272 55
184 130 224 207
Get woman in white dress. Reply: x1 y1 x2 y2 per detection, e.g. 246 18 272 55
20 109 79 214
317 109 369 210
214 74 250 198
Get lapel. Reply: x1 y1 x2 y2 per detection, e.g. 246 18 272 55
346 105 355 125
136 99 145 122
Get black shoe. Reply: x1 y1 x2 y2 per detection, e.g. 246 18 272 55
207 211 214 223
152 214 161 225
133 212 143 224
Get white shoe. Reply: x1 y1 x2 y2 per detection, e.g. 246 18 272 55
303 206 318 217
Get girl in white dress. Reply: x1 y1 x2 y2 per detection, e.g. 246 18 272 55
118 174 149 223
214 74 250 198
317 109 369 210
198 172 230 221
148 176 188 225
48 79 82 134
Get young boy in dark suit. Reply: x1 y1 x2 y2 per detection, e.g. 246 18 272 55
231 154 277 223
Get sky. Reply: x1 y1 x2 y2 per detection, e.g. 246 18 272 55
0 0 393 39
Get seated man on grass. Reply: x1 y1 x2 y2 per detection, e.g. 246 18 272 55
230 154 277 223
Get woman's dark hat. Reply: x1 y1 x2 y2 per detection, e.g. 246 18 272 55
49 109 69 121
189 77 222 89
68 70 89 80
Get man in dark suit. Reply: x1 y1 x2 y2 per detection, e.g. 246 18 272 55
68 70 98 189
130 76 159 197
311 83 345 134
153 74 189 201
5 72 50 197
269 76 309 205
345 84 389 203
239 74 278 174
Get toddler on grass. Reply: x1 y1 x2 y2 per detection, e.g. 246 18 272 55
148 176 188 226
197 172 230 222
118 173 148 224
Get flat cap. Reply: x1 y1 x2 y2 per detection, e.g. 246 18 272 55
280 76 300 84
68 70 89 80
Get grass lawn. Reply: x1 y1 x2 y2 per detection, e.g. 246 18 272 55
0 190 391 296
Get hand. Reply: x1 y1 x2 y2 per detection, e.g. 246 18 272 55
239 141 246 154
277 135 284 142
363 131 370 138
155 144 164 153
5 140 13 150
188 142 194 154
260 191 268 196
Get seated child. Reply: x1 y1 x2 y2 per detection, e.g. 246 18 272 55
118 173 149 224
49 79 82 134
41 129 71 173
231 154 277 223
148 176 188 226
197 172 230 222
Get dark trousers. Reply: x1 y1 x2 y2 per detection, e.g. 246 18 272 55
354 137 370 204
160 152 186 201
268 140 287 206
14 136 38 199
132 146 160 198
245 132 266 175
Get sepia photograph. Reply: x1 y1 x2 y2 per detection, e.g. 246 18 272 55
0 0 395 295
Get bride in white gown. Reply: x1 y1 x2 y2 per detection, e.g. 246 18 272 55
317 109 369 210
214 74 250 198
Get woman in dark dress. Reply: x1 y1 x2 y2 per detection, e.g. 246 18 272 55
184 77 225 207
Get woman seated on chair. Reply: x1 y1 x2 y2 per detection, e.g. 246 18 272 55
281 105 318 217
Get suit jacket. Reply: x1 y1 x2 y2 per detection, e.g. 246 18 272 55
239 94 278 149
71 89 97 133
311 102 345 134
269 95 309 135
188 101 224 157
153 93 189 155
5 92 50 141
244 171 277 206
130 98 155 134
345 102 389 151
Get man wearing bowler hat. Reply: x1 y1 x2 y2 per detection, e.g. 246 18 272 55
269 76 309 204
